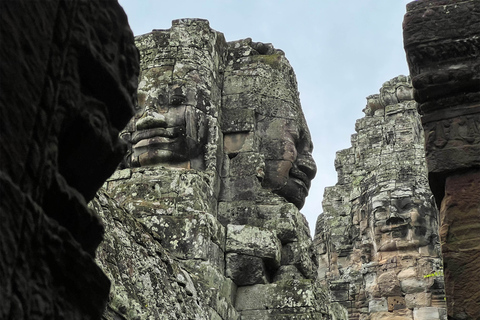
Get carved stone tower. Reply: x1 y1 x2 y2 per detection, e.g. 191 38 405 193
315 76 446 320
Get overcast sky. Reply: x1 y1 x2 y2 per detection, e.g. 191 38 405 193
118 0 413 236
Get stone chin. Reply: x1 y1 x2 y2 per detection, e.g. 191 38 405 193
132 141 189 167
276 179 309 210
269 170 311 210
377 239 420 252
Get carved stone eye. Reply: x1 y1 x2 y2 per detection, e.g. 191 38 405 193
386 217 405 226
170 95 186 105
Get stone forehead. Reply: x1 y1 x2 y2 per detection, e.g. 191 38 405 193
223 39 306 122
134 18 226 64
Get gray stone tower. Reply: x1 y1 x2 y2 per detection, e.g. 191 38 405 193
315 76 446 320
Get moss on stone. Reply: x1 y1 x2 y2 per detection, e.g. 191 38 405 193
352 175 364 187
251 54 282 69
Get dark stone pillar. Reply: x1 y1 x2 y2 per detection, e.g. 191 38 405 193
0 1 139 319
403 0 480 318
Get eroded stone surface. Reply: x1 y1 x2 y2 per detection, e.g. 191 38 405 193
121 19 226 172
100 166 238 319
95 19 345 320
403 1 480 318
314 76 446 319
0 1 139 319
92 190 227 320
221 38 316 210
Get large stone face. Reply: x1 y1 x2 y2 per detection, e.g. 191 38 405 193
95 19 346 320
218 39 324 318
96 21 238 319
121 19 226 171
314 76 447 320
221 38 317 210
403 1 480 318
0 0 139 319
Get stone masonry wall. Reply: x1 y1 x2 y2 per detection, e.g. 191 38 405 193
314 76 447 320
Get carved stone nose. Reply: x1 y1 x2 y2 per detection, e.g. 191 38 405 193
136 113 167 130
297 155 317 180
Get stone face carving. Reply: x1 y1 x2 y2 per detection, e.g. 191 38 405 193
403 1 480 318
257 104 317 210
221 38 316 210
121 19 226 171
0 1 138 319
218 40 334 319
99 20 235 319
96 19 346 320
315 76 447 320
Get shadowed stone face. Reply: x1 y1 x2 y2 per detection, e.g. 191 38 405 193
222 39 317 209
259 116 316 209
127 81 207 168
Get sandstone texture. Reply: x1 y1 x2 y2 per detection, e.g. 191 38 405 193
5 1 479 319
314 76 447 320
0 0 139 319
91 187 224 320
403 1 480 318
94 19 347 319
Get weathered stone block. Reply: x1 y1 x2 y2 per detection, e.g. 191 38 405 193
281 242 315 279
388 296 406 312
221 108 256 133
221 92 262 111
377 271 401 296
228 152 265 178
400 278 426 294
369 298 388 313
107 168 218 216
330 282 349 302
235 280 317 311
147 213 225 268
405 292 431 309
226 253 268 286
217 201 260 226
259 203 310 243
223 132 257 154
397 267 416 280
273 265 306 282
226 224 281 268
220 175 262 201
257 97 299 120
413 307 440 320
370 309 413 320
